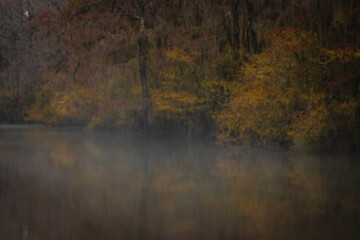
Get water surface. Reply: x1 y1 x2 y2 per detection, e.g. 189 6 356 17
0 126 359 239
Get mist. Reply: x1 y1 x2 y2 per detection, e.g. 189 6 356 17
1 126 359 239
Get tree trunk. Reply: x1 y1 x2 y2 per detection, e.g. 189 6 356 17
245 0 258 53
138 3 151 136
231 0 240 60
138 34 150 136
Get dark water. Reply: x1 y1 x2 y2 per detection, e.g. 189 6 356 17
0 126 359 240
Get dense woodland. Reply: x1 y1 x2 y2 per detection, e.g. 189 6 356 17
1 0 359 151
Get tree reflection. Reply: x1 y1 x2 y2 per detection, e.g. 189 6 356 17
0 128 359 239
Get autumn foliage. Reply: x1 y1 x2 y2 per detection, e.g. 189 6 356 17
1 0 359 152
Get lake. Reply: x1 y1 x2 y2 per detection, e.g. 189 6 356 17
0 126 359 240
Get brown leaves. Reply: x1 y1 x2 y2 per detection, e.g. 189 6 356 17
25 9 60 32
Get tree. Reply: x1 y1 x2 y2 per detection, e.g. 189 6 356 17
57 0 157 132
3 0 358 151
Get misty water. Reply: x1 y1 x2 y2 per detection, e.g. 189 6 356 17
0 126 359 240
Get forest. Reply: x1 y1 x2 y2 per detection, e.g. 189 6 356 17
1 0 359 152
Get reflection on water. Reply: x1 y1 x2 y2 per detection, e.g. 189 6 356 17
0 127 359 240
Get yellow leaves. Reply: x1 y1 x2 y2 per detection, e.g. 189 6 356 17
152 89 204 120
25 85 55 123
164 47 199 64
216 92 282 143
25 82 92 124
214 26 360 150
25 105 48 123
354 50 360 58
301 31 318 45
299 91 326 107
288 97 359 151
154 46 207 123
321 47 360 63
200 78 228 105
215 42 298 145
86 116 101 130
243 87 274 106
25 64 144 127
242 47 295 87
50 92 78 117
160 71 177 81
288 103 329 151
130 86 142 98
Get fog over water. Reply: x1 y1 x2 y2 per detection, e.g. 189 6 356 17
0 126 359 240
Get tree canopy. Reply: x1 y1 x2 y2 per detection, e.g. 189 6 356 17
1 0 359 151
